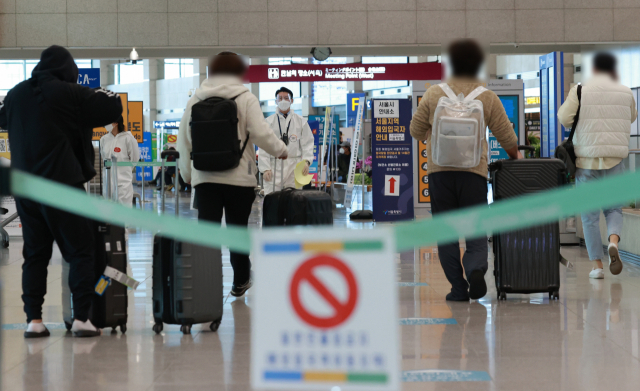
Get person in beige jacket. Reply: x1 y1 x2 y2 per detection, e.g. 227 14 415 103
558 52 636 280
410 39 521 301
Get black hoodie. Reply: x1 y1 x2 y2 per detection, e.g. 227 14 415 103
0 45 123 185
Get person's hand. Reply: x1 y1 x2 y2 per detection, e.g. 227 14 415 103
278 149 288 160
517 151 524 160
263 170 273 182
302 161 310 176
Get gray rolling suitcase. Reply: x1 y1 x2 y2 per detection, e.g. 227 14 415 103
152 150 224 335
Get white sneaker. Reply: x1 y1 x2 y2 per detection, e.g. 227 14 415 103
589 268 604 279
608 243 623 275
71 319 101 338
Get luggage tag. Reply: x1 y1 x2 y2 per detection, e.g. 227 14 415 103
103 266 140 290
95 276 111 296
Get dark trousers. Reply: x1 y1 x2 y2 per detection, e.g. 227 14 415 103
195 183 256 285
429 171 488 297
16 184 95 323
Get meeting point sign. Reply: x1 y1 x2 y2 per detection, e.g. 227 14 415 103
246 62 443 83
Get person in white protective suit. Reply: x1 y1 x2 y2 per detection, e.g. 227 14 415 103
100 116 140 206
258 87 314 194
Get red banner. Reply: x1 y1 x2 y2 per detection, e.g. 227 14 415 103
245 62 443 83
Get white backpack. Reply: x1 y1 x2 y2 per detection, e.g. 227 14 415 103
431 83 487 168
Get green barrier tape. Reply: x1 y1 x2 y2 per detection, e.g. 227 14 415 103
10 170 252 254
104 162 177 167
9 168 640 254
394 169 640 251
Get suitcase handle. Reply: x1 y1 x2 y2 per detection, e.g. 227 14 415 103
161 150 180 159
518 146 536 152
160 153 180 215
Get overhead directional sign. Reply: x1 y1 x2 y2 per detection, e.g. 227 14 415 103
252 228 400 390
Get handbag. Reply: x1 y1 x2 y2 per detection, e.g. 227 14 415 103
555 85 582 177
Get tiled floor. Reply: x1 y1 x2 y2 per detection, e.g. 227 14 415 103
2 185 640 390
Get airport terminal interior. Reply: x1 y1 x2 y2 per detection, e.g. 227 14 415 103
2 1 640 390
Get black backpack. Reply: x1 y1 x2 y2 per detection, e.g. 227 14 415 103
189 93 248 172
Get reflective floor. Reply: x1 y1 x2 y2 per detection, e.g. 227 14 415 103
2 185 640 390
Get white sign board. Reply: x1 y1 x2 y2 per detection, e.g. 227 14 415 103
373 100 399 118
344 99 365 207
251 227 400 391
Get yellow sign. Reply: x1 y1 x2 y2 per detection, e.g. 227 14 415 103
128 101 143 143
167 135 177 143
294 161 314 186
0 131 10 161
525 96 540 105
93 93 128 141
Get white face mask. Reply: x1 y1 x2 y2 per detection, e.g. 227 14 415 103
339 148 345 154
278 100 291 112
105 124 113 132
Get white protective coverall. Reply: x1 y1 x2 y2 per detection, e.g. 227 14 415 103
100 130 140 206
258 110 314 194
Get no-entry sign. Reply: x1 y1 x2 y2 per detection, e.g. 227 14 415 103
252 227 399 391
290 255 358 329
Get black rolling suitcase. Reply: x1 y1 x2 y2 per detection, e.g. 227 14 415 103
152 150 224 335
490 153 566 301
263 159 333 226
62 221 128 333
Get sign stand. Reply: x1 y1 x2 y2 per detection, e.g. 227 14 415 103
349 98 372 220
251 227 400 391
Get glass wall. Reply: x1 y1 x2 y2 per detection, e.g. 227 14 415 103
312 57 348 107
114 62 144 85
1 59 93 95
164 59 194 79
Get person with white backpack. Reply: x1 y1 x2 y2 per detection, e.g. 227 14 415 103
410 39 522 301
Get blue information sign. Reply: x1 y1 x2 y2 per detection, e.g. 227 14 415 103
136 132 153 182
489 95 519 163
371 99 414 222
308 120 320 180
308 115 339 145
77 68 100 88
346 93 366 128
539 52 564 157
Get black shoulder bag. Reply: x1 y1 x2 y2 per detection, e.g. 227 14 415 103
555 85 582 177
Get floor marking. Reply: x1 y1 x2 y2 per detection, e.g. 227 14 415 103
399 318 457 325
3 323 67 330
403 370 491 382
397 282 428 286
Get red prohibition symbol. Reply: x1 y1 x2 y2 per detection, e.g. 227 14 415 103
289 254 359 329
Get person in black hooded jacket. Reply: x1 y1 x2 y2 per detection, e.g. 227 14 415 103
0 45 123 338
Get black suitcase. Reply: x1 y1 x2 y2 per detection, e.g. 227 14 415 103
262 158 333 226
263 188 333 226
490 156 566 301
62 221 128 332
152 151 224 335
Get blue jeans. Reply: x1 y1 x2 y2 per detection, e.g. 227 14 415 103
576 162 625 261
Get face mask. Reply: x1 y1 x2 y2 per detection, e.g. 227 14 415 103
339 148 345 154
278 100 291 111
105 124 113 132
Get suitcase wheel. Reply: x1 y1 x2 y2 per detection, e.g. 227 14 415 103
152 323 163 334
549 291 559 301
120 324 127 334
209 320 221 332
64 321 72 332
498 291 507 301
180 324 192 335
